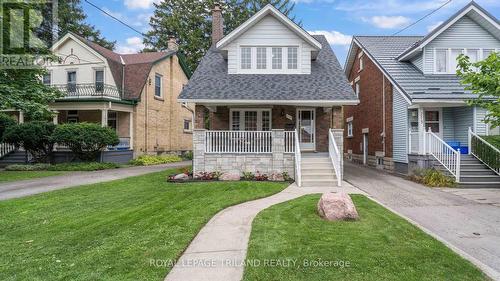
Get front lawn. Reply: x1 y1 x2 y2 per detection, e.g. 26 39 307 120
0 168 288 280
243 195 487 281
0 170 67 183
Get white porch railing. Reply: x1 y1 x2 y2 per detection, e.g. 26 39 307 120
294 129 301 187
469 127 500 176
328 129 342 186
205 131 273 153
408 130 420 154
426 130 461 182
0 143 16 158
284 131 295 153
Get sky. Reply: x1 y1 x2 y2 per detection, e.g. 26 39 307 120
82 0 500 66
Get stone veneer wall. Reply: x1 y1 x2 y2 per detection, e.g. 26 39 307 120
193 129 295 178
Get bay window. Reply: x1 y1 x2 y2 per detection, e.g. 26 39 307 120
230 109 271 131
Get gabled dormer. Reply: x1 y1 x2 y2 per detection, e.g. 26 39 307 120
213 4 322 75
398 1 500 75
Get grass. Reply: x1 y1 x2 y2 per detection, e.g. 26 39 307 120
0 168 288 281
0 170 67 183
5 162 123 171
243 194 487 281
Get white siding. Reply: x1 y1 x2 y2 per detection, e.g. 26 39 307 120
393 88 409 163
423 16 500 73
47 38 116 87
475 107 488 135
223 15 313 74
410 54 423 72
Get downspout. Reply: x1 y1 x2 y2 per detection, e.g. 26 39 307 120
382 74 386 155
145 78 149 153
169 57 174 152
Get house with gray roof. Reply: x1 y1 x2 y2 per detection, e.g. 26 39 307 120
179 4 358 186
343 1 500 187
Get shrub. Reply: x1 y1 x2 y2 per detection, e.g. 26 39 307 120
410 168 456 187
482 135 500 150
129 154 182 166
183 151 193 160
3 122 56 163
5 164 51 171
5 162 121 171
254 171 268 181
241 171 255 181
0 113 16 140
282 171 293 182
52 123 119 162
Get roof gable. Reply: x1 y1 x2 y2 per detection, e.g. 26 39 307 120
398 1 499 61
216 4 321 50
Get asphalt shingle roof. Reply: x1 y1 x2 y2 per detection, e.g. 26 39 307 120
179 35 357 102
354 36 481 100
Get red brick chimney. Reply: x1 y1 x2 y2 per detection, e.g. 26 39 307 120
212 3 223 45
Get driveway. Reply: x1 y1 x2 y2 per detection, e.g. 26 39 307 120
0 161 191 201
344 162 500 280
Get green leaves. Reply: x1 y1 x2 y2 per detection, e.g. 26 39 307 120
457 52 500 129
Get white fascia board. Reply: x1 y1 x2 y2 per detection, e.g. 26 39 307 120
216 4 321 50
177 99 360 106
399 5 500 61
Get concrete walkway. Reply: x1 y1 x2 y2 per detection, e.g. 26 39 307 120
344 162 500 280
0 161 191 201
165 182 363 281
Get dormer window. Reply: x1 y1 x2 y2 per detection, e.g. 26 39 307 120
238 46 300 73
435 49 448 73
435 48 493 74
241 47 252 69
272 47 282 69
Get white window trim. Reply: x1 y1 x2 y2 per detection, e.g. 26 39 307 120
237 45 301 74
93 67 105 85
42 71 52 85
229 108 272 131
183 119 192 133
107 111 118 131
358 54 364 72
66 69 77 83
433 48 449 74
154 73 163 98
434 48 499 74
355 82 360 98
347 119 353 138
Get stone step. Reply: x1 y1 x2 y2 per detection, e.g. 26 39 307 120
302 174 337 181
302 179 338 187
301 158 330 164
301 167 335 173
460 169 498 176
301 163 333 170
458 182 500 188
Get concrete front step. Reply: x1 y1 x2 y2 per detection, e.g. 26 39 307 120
458 182 500 188
460 170 498 176
301 163 333 169
301 159 331 165
460 175 500 183
302 179 338 187
302 174 337 181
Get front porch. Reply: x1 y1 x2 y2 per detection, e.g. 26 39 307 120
192 105 344 186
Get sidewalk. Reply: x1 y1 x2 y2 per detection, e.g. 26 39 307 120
165 182 363 281
0 161 191 201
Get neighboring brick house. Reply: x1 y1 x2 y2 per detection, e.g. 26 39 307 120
1 32 193 163
179 4 357 186
343 2 500 187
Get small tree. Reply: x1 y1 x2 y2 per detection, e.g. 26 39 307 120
52 123 119 162
457 52 500 129
0 113 17 141
3 122 56 163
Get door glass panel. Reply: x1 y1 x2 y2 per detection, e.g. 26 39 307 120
262 111 270 131
67 71 76 93
425 111 440 133
244 111 257 131
299 110 313 143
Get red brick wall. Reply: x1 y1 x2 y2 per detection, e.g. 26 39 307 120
344 49 393 157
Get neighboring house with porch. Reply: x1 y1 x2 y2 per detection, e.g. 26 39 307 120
179 4 358 186
0 32 193 164
343 2 500 187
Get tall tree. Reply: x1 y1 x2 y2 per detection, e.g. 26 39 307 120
457 52 500 129
37 0 115 49
144 0 297 72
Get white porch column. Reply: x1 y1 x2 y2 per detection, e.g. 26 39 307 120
52 111 59 125
417 107 425 154
19 111 24 124
101 109 108 127
129 112 134 150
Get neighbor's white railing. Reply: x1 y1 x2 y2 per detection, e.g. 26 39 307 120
0 142 16 159
284 131 295 153
294 129 301 187
328 129 342 186
408 129 420 154
469 127 500 176
205 131 272 153
426 129 461 182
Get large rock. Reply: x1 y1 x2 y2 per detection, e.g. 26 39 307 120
220 173 241 181
174 173 189 180
317 192 359 221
